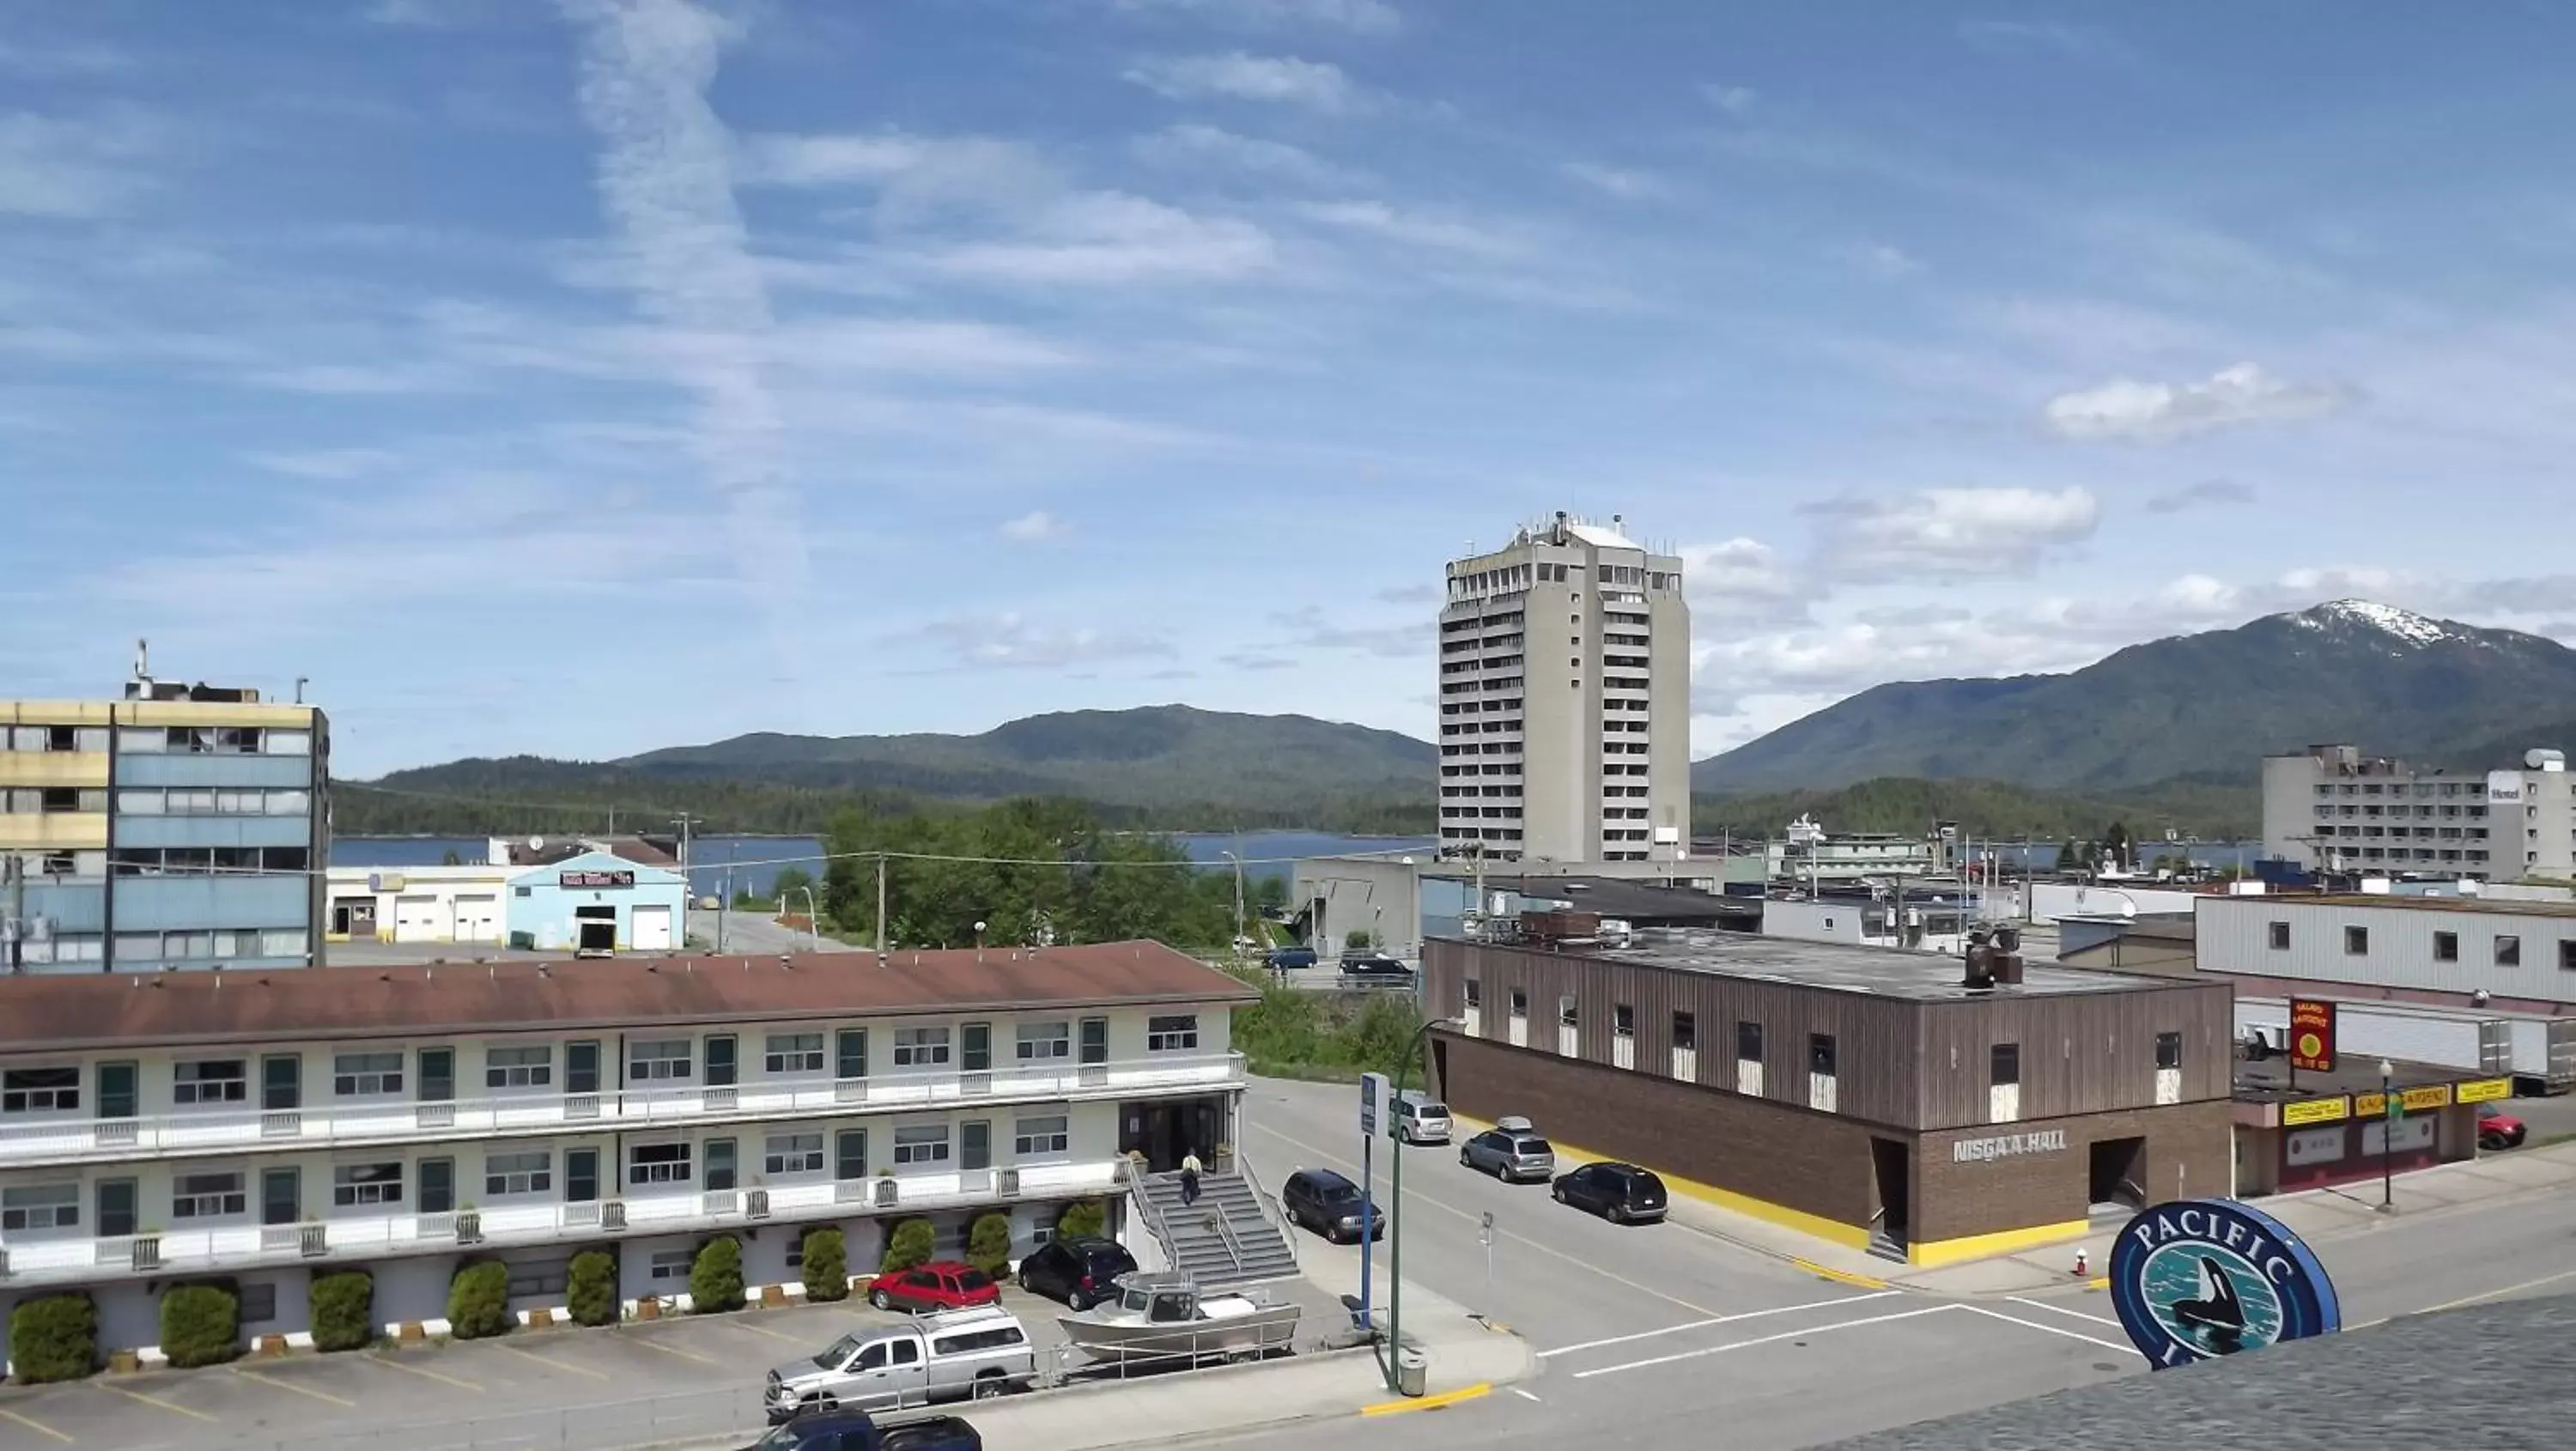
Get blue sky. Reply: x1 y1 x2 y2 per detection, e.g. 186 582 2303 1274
7 1 2574 777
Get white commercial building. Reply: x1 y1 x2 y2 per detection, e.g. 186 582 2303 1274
0 942 1250 1359
2196 892 2576 1016
1437 512 1691 865
2260 743 2575 880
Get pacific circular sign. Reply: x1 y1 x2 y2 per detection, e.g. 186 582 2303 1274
2108 1198 2341 1369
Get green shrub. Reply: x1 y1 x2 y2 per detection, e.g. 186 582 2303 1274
690 1236 744 1314
1054 1200 1107 1242
966 1213 1014 1279
308 1272 375 1352
800 1228 848 1302
447 1261 512 1339
567 1251 619 1327
8 1294 97 1384
881 1218 936 1274
159 1283 240 1369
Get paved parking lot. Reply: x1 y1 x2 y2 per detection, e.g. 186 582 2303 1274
0 1279 1309 1451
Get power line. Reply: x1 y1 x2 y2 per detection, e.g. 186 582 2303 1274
87 839 1431 883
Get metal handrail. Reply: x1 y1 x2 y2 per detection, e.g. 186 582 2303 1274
1233 1154 1297 1269
1118 1157 1178 1269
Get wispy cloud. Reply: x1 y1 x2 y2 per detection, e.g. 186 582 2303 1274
999 509 1069 543
563 0 807 621
2045 363 2354 442
1133 123 1352 187
1959 19 2129 62
1558 161 1671 202
1811 486 2102 580
1848 242 1922 277
1111 0 1400 34
1299 199 1525 259
1273 604 1415 658
0 111 155 218
2144 479 2257 515
1698 82 1756 114
247 448 403 481
896 613 1175 671
1124 52 1360 112
0 40 137 76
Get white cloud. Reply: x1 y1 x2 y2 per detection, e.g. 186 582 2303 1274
1558 161 1670 202
1849 242 1921 277
733 131 1051 214
1698 82 1757 114
1273 605 1415 658
926 191 1276 284
1677 537 1816 633
1124 52 1359 112
1958 19 2128 62
0 112 154 218
2044 362 2353 441
248 448 402 481
1299 199 1524 259
1816 486 2101 580
999 510 1067 543
2143 478 2257 515
899 613 1174 670
1133 124 1349 186
1112 0 1401 34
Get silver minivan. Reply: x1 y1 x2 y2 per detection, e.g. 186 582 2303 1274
764 1305 1037 1423
1390 1090 1453 1145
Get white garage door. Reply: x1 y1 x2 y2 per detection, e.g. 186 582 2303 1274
632 904 673 950
393 895 453 944
453 895 501 944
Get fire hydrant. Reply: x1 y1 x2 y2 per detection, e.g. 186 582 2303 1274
2073 1248 2090 1278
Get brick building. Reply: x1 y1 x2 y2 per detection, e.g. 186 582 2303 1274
1419 931 2234 1266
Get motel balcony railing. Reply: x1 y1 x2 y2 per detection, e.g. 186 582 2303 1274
0 1159 1122 1288
0 1052 1243 1167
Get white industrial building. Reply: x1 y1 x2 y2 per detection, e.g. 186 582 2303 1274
2196 892 2576 1016
325 849 689 953
0 942 1252 1360
2261 742 2576 880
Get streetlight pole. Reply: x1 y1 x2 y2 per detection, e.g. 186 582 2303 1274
1384 1014 1460 1393
1220 850 1246 951
2379 1059 2397 1213
795 886 822 953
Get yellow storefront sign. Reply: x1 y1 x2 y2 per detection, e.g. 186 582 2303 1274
2402 1084 2454 1111
2458 1078 2512 1104
2354 1092 2384 1118
2282 1096 2349 1126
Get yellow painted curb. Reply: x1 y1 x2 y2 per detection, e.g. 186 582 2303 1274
1446 1114 1870 1249
1363 1382 1493 1416
1790 1257 1892 1290
2087 1276 2111 1290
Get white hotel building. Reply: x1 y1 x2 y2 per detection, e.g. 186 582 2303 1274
0 942 1250 1355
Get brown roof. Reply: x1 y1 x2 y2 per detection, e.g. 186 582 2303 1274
0 942 1256 1053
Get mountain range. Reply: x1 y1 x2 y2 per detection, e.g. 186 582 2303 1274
1692 601 2576 794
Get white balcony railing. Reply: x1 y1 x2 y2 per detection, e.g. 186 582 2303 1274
0 1160 1121 1288
0 1053 1242 1167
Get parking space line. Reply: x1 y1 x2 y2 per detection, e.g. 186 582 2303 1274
361 1354 483 1391
232 1366 357 1406
1508 1387 1542 1403
93 1381 218 1422
721 1319 808 1345
2004 1296 2124 1330
1571 1304 1956 1378
626 1334 724 1365
498 1344 611 1379
0 1405 75 1443
1247 1120 1726 1318
1538 1291 1899 1358
1954 1303 2141 1357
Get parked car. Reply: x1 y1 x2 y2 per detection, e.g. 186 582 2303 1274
1281 1167 1385 1242
1460 1126 1555 1181
1014 1234 1137 1311
1340 954 1414 981
1389 1090 1452 1145
2479 1102 2528 1150
764 1306 1035 1422
747 1408 885 1451
1266 945 1319 970
869 1261 1002 1314
877 1416 984 1451
1552 1162 1668 1224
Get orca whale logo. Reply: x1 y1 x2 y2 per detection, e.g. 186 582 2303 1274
2107 1198 2341 1369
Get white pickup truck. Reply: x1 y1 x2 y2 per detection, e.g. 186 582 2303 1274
764 1306 1038 1424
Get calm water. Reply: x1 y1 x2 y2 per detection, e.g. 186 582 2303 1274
331 830 1435 900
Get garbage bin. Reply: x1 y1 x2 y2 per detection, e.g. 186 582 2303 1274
1396 1348 1428 1398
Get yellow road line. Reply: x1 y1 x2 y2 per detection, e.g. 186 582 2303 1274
2087 1276 2111 1290
232 1367 356 1406
1362 1381 1492 1416
0 1405 75 1443
361 1354 482 1391
498 1344 611 1379
723 1319 808 1345
626 1334 724 1365
1789 1258 1891 1290
93 1382 216 1423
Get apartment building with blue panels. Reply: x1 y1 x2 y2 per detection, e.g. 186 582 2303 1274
3 676 326 975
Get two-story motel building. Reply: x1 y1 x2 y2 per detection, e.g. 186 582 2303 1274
0 942 1252 1354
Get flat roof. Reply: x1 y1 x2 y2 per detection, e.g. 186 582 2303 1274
0 942 1255 1054
1450 928 2196 1001
2233 1055 2479 1103
2218 892 2576 919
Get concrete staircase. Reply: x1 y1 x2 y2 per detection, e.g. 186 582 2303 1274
1131 1169 1299 1290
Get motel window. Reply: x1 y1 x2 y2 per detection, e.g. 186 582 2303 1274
962 1023 993 1073
1613 1005 1634 1039
765 1033 827 1075
332 1162 404 1208
2345 926 2369 956
485 1046 553 1090
567 1041 601 1095
1736 1021 1762 1063
1015 1022 1071 1062
95 1179 138 1237
564 1149 600 1204
262 1055 301 1111
838 1029 871 1079
629 1039 693 1082
1 1066 80 1114
1808 1034 1837 1078
172 1059 248 1107
1147 1015 1200 1053
332 1053 403 1098
485 1151 551 1198
1509 990 1528 1019
2268 921 2290 950
2434 932 2459 962
1015 1114 1070 1157
629 1142 693 1187
835 1129 869 1181
1078 1018 1109 1065
893 1027 951 1068
649 1250 692 1282
173 1170 246 1220
704 1138 738 1191
1672 1011 1696 1053
2156 1032 2184 1071
95 1062 137 1119
0 1183 79 1233
894 1125 951 1167
1990 1043 2020 1087
764 1133 825 1177
704 1035 738 1089
961 1120 992 1171
2497 935 2522 968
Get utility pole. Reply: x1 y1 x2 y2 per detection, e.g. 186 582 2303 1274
875 852 889 956
669 814 702 902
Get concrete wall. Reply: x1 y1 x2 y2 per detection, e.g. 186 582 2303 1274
1294 855 1423 958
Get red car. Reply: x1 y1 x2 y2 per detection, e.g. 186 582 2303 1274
2479 1103 2528 1150
868 1260 1001 1314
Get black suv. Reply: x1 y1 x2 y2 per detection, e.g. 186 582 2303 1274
1552 1162 1668 1224
1281 1168 1384 1242
1014 1234 1138 1311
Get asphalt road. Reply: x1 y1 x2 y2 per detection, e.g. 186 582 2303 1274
1224 1076 2576 1451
